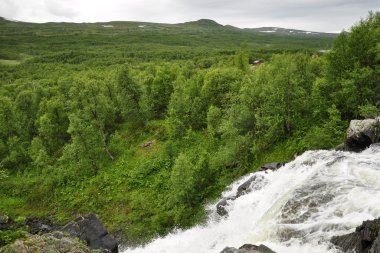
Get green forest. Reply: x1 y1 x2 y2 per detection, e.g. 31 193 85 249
0 12 379 246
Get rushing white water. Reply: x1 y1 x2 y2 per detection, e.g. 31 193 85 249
123 145 380 253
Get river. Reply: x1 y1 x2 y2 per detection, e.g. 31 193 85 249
124 144 380 253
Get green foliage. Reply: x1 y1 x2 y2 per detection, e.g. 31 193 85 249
117 65 142 122
0 169 8 180
358 104 379 118
170 153 195 205
325 11 380 118
0 12 378 246
0 96 15 141
233 45 249 71
207 105 222 136
149 66 177 118
201 68 242 109
36 96 69 156
28 137 50 169
300 105 345 149
0 230 26 247
0 136 30 171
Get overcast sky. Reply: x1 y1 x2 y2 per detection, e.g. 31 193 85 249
1 0 379 32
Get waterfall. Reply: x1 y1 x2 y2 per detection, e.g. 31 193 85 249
123 144 380 253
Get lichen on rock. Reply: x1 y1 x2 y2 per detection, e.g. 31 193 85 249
0 232 102 253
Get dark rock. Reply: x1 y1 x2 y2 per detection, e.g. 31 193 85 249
0 215 13 230
331 217 380 253
331 232 361 252
344 117 380 152
220 247 239 253
236 176 257 198
236 174 267 198
372 236 380 253
216 174 265 216
239 244 276 253
216 197 236 216
220 244 276 253
64 220 82 237
63 213 118 253
24 217 58 234
259 162 285 172
216 163 284 216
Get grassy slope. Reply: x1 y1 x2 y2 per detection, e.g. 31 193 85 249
0 121 314 242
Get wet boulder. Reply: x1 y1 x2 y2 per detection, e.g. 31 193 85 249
331 217 380 253
216 197 236 216
220 247 239 253
345 117 380 152
259 162 285 172
63 214 118 253
372 236 380 253
216 174 264 216
216 162 284 216
220 244 276 253
238 162 285 198
236 176 258 198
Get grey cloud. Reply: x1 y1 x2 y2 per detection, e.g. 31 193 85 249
172 0 379 31
1 0 379 32
45 0 78 18
0 0 20 20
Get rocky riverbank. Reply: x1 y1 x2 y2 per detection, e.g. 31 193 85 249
0 214 118 253
0 232 100 253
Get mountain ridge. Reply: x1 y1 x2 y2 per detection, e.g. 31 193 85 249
0 17 337 35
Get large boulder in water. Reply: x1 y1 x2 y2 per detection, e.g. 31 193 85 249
216 197 236 216
331 217 380 253
63 214 118 253
345 117 380 152
220 244 276 253
236 175 261 198
216 162 285 216
216 174 263 216
259 162 285 172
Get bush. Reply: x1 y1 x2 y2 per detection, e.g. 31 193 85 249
0 230 26 247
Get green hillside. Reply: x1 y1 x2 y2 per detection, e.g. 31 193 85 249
0 18 335 64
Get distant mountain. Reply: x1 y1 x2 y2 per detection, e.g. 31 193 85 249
0 16 336 35
181 19 336 36
245 27 336 36
0 17 338 51
182 19 225 27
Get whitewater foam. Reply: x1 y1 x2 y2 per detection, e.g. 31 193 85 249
124 145 380 253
